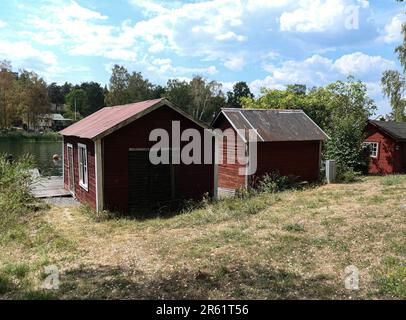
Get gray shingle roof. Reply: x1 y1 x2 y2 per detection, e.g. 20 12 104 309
213 109 329 142
369 120 406 141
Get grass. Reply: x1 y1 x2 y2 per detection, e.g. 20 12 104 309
0 175 405 299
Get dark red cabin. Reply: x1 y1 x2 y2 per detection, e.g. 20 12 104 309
212 109 329 197
60 98 214 213
364 120 406 174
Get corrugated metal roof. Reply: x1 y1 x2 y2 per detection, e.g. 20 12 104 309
216 109 329 142
52 114 70 121
60 99 164 139
369 120 406 141
60 98 210 140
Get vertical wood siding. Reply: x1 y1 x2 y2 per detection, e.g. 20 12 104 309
365 124 403 174
102 105 214 213
216 116 247 190
253 141 320 183
63 137 96 209
214 114 321 191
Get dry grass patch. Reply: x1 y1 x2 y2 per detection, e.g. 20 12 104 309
0 175 405 299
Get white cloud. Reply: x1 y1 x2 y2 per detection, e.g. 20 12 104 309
379 14 405 44
0 20 6 28
334 52 394 75
215 31 246 42
148 57 218 76
0 39 58 67
246 0 295 12
250 52 395 112
24 0 136 60
224 56 245 71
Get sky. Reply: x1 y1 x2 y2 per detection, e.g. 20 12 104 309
0 0 405 116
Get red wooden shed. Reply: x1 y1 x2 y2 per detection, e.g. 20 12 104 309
364 120 406 174
60 98 214 213
212 109 329 197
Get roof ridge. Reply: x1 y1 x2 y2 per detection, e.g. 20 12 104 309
110 98 164 109
222 108 304 112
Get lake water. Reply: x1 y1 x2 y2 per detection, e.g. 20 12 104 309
0 140 63 176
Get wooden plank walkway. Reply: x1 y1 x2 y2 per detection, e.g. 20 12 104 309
31 176 71 198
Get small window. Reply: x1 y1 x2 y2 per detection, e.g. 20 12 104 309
78 143 88 190
363 142 379 158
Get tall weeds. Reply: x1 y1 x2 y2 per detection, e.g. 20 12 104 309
0 154 35 233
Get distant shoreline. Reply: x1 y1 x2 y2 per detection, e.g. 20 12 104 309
0 131 62 142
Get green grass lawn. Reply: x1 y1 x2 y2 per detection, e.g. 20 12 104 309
0 175 405 299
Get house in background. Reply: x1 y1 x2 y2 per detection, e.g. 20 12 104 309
364 120 406 174
212 109 329 197
50 113 72 131
60 98 215 213
29 113 72 132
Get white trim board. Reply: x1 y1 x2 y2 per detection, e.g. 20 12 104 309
95 139 104 212
77 143 89 191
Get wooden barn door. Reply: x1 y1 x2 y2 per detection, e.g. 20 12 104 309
67 144 75 196
128 149 175 213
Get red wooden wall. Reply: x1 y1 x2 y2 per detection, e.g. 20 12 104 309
102 105 214 213
216 116 247 190
253 141 321 183
63 136 97 209
365 123 403 174
214 115 321 191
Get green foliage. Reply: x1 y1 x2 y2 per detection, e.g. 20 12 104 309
381 174 404 186
242 77 375 174
226 81 254 108
257 172 300 193
324 78 375 173
164 76 226 123
336 167 360 183
381 2 406 121
377 264 406 299
282 223 305 232
0 131 61 141
2 263 30 279
0 274 12 294
105 65 163 107
0 154 35 234
47 82 65 106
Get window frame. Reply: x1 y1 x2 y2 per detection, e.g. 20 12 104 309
364 141 379 158
77 143 89 191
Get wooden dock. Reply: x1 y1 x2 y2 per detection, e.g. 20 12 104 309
31 176 71 198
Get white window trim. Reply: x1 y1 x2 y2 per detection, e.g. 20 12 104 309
364 142 379 158
78 143 89 191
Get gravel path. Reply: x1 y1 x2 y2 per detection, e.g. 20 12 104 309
44 197 79 206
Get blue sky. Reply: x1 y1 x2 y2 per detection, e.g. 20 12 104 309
0 0 405 116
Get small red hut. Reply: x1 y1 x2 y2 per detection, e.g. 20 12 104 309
212 109 329 197
60 98 214 213
364 120 406 174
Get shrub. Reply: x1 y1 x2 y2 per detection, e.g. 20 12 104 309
257 172 299 193
336 166 360 183
0 154 35 233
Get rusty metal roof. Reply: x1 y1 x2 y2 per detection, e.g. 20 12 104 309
214 109 329 142
369 120 406 141
59 98 209 140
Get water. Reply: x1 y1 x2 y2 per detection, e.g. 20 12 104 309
0 140 63 176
